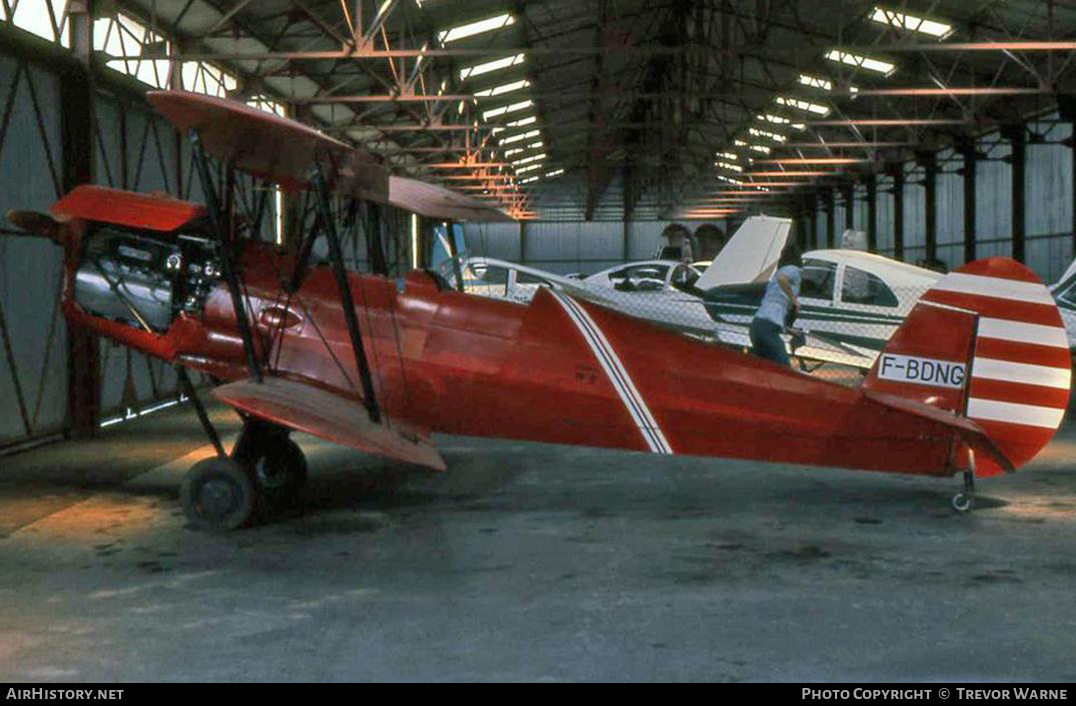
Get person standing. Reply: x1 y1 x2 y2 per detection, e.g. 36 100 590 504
749 241 802 367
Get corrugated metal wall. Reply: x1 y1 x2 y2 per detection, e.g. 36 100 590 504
0 53 67 447
464 219 731 276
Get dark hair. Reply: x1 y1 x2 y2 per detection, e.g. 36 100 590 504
778 239 802 268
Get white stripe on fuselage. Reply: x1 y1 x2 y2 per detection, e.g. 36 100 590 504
550 291 673 454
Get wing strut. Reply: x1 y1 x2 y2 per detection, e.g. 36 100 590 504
310 164 382 424
190 131 263 383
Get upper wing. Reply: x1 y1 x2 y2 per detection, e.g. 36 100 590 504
212 376 446 472
388 176 514 222
147 90 390 203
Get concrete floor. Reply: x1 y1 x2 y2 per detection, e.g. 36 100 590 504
1 401 1076 682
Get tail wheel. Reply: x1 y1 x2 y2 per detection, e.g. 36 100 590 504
181 457 256 531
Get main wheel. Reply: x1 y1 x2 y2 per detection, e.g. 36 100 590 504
181 457 256 531
237 436 308 510
951 492 974 513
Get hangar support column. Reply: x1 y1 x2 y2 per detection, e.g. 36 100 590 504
824 188 835 248
865 174 877 253
892 166 905 261
64 1 100 438
1003 124 1027 263
961 139 977 265
920 152 937 265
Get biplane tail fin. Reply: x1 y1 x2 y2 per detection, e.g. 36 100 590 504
862 257 1071 476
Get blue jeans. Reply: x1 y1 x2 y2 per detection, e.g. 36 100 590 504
749 318 790 367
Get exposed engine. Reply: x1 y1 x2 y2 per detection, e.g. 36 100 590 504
74 226 221 332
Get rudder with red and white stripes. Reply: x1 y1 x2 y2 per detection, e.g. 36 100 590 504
863 257 1071 477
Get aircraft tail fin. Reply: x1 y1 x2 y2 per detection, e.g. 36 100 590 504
695 215 791 290
862 257 1071 476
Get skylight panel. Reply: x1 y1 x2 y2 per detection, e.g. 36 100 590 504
459 53 525 81
500 129 541 145
870 7 953 38
492 116 537 133
775 96 831 116
749 127 788 143
735 139 772 155
825 50 896 77
511 153 547 167
799 74 832 91
474 79 531 98
482 100 533 121
756 114 805 130
439 13 515 43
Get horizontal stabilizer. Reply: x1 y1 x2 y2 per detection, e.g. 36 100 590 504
696 215 791 290
212 377 446 472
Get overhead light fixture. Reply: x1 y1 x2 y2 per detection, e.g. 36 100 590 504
775 96 831 116
716 151 739 161
758 158 868 165
516 163 543 174
474 79 531 98
825 50 896 77
716 161 743 173
545 168 565 177
521 176 540 184
870 7 953 39
716 174 744 185
439 13 515 43
459 53 525 81
746 171 834 177
482 99 533 121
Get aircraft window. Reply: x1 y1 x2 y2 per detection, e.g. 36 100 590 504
515 271 550 286
609 264 670 283
841 267 899 307
609 264 670 292
1058 282 1076 308
800 260 837 301
467 263 509 296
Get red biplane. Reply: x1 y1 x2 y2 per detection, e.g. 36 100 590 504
5 91 1071 530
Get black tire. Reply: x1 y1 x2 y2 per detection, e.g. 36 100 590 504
238 436 308 509
181 457 256 531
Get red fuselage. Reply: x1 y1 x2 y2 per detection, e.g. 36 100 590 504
68 240 968 480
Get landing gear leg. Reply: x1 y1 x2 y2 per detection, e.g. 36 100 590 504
232 418 308 515
951 451 976 513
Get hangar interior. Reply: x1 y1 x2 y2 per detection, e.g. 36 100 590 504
3 0 1076 683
